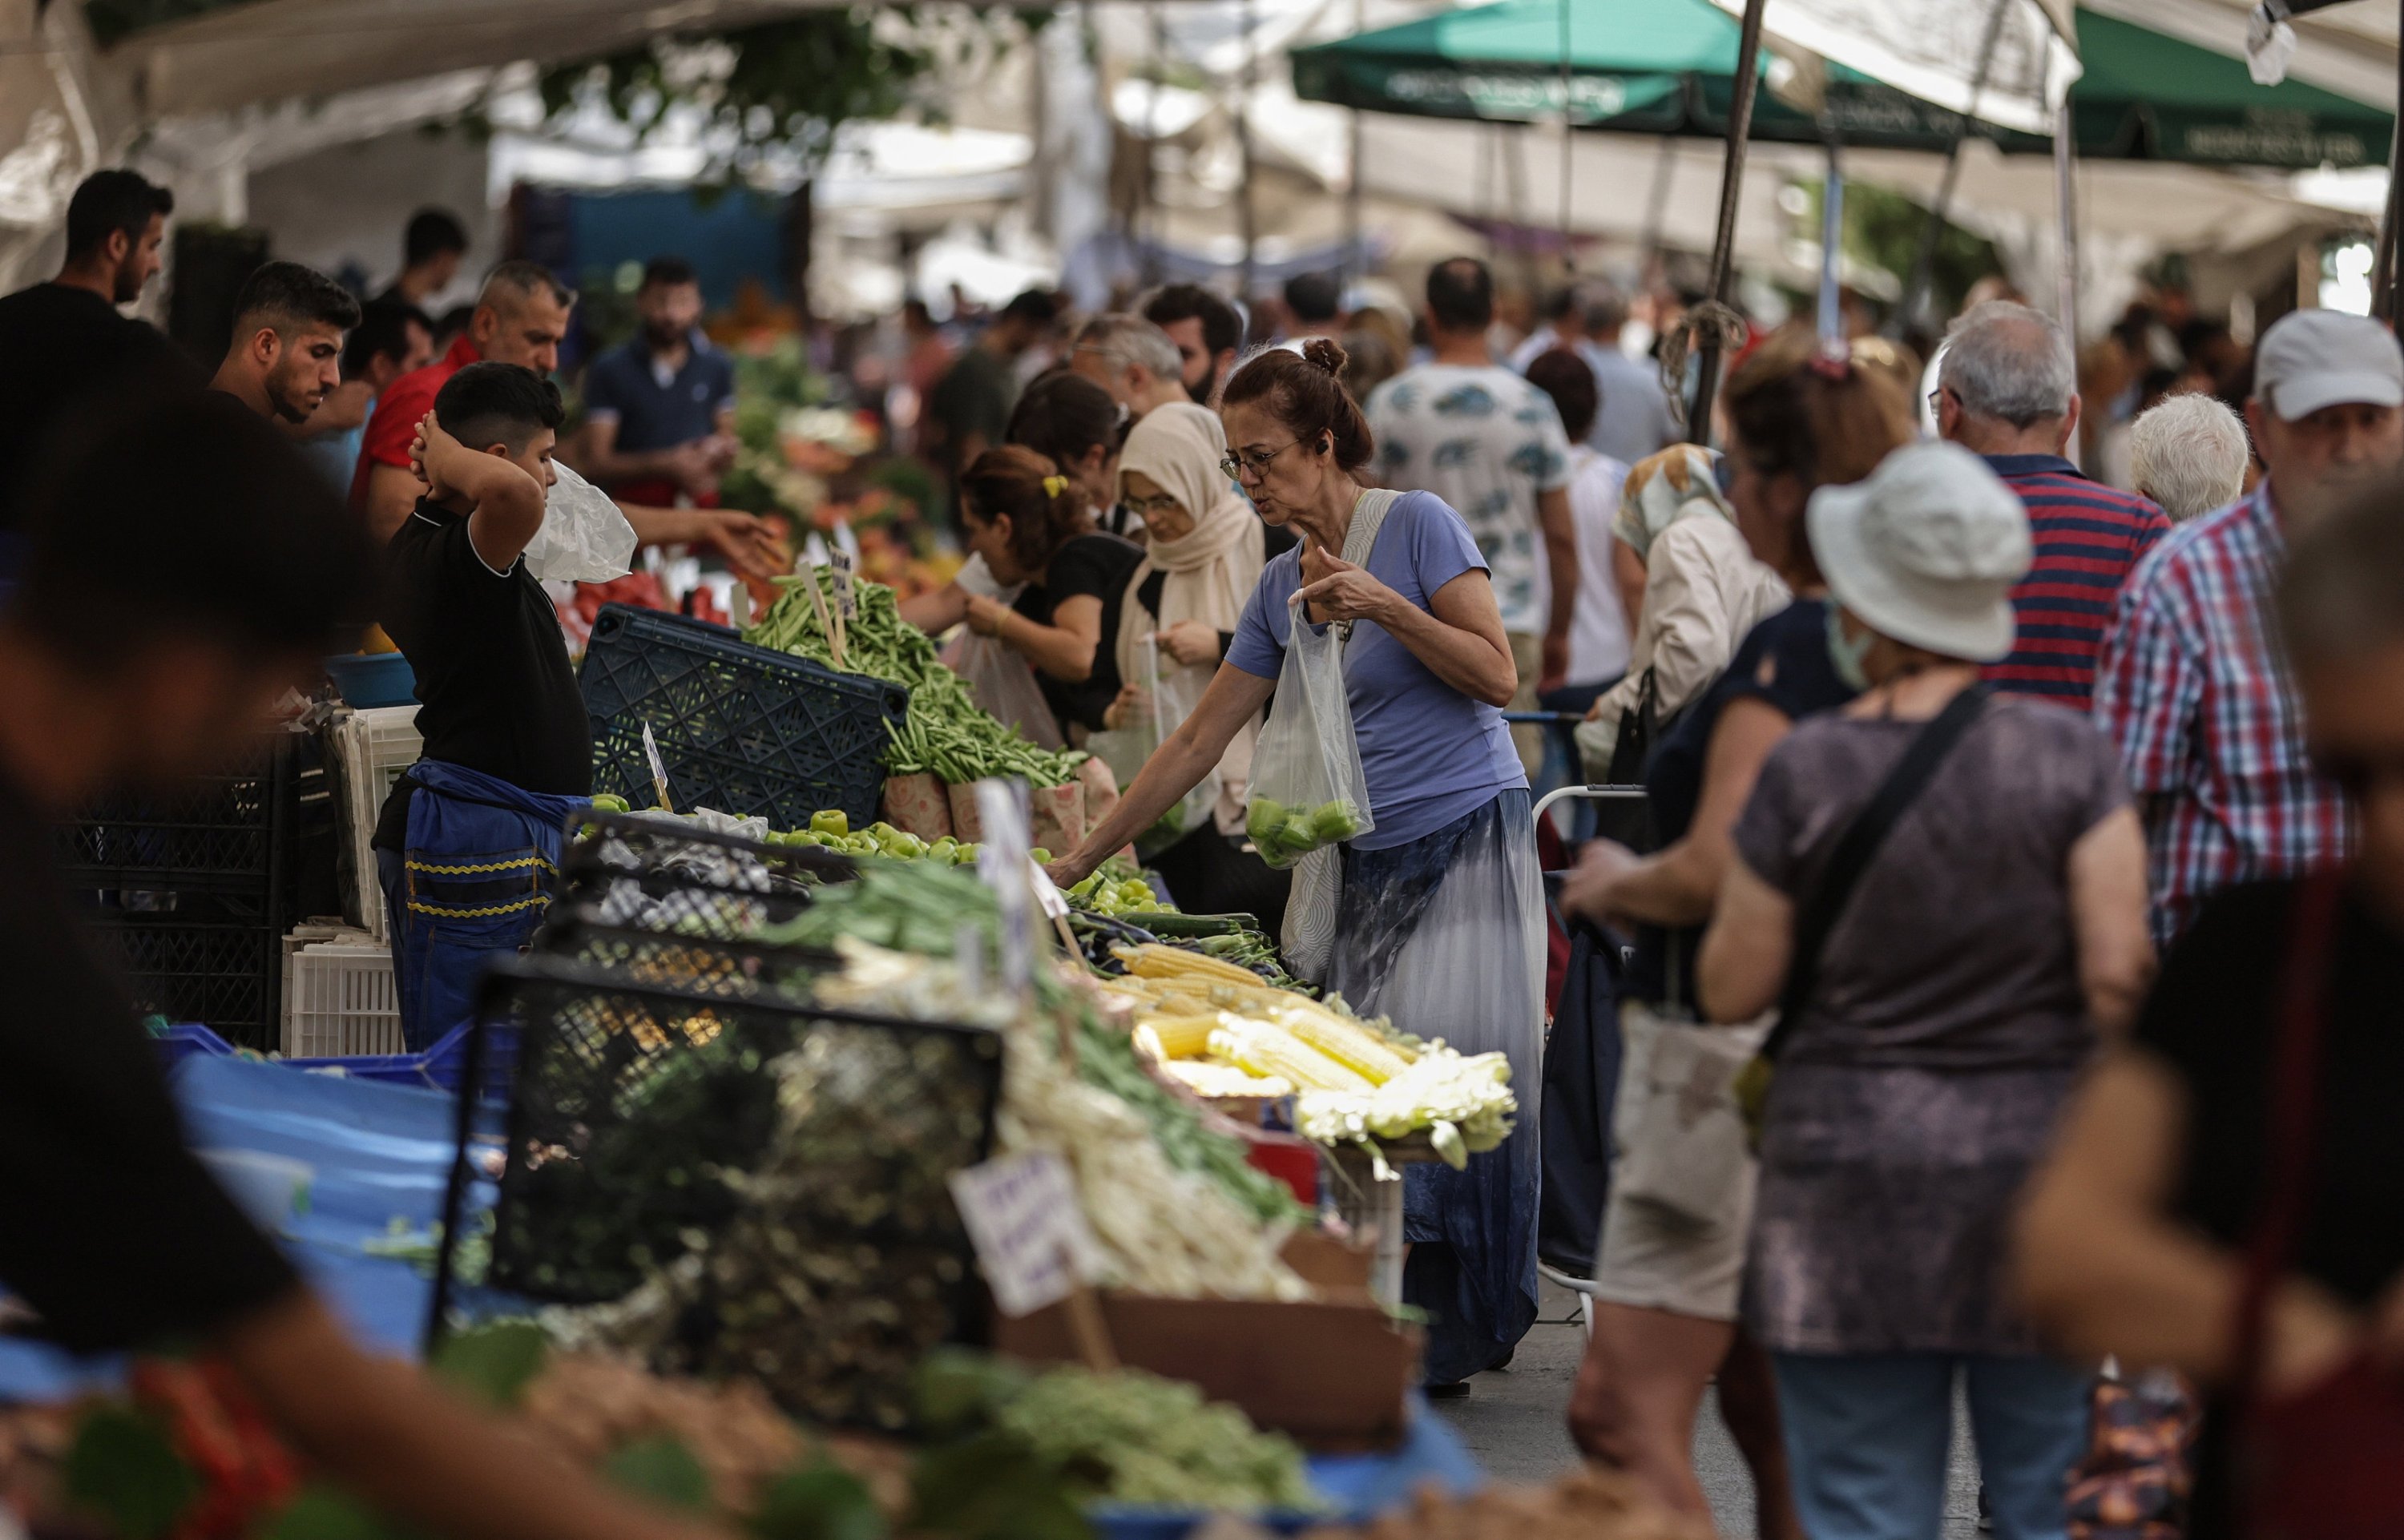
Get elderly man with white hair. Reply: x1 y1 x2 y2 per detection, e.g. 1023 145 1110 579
1935 299 2172 711
2128 392 2252 522
1068 312 1190 420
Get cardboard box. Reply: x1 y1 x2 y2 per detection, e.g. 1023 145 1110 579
991 1283 1419 1451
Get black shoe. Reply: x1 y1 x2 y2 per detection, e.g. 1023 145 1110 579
1423 1380 1472 1400
1489 1349 1516 1373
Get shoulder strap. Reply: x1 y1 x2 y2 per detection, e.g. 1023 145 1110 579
1765 683 1993 1060
1334 488 1402 651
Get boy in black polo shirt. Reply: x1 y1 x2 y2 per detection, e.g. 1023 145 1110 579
374 362 592 1048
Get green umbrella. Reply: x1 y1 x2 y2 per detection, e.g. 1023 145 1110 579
1293 0 2393 168
2006 8 2390 167
1289 0 1976 152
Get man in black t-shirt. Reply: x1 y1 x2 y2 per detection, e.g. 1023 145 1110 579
0 168 192 537
208 260 361 425
0 391 723 1540
373 362 591 1048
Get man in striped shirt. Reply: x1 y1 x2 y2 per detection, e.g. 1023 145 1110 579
2093 307 2404 943
1936 300 2171 712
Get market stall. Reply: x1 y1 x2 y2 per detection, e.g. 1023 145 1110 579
9 571 1645 1540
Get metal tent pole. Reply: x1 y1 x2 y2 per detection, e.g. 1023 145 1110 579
1345 0 1365 286
1684 0 1769 445
1886 0 2014 340
1558 0 1575 277
2054 95 2081 467
1237 0 1257 300
1818 138 1845 341
2379 9 2404 324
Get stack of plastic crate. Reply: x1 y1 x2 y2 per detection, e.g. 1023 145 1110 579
280 923 403 1058
325 705 422 941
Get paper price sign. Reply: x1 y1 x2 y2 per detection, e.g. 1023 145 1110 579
947 1152 1104 1317
831 549 857 619
639 721 675 813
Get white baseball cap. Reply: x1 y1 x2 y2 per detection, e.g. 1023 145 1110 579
1807 441 2032 663
2254 308 2404 422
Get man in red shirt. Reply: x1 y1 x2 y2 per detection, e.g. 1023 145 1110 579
353 261 782 578
353 260 571 542
1934 299 2171 712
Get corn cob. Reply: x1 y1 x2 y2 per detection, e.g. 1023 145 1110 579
1160 1060 1295 1100
1135 1012 1222 1059
1273 1006 1414 1085
1116 942 1266 990
1209 1021 1375 1094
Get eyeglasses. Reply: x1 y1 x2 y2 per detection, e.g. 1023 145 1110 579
1220 440 1303 482
1712 454 1737 496
1122 491 1187 517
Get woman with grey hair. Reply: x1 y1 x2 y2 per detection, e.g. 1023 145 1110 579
2128 392 2252 521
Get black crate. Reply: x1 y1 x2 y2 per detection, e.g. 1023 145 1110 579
550 809 853 939
86 899 283 1050
60 734 306 897
472 954 1002 1429
577 604 907 832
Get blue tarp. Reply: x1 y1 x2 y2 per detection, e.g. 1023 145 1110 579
0 1054 1486 1526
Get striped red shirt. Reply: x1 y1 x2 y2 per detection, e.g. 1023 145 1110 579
1979 454 2172 712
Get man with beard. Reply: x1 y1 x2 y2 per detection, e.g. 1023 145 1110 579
0 168 188 535
209 261 361 425
2095 306 2404 944
577 256 736 506
1141 283 1243 405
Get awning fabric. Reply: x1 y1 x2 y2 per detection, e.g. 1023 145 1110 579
1288 0 1979 151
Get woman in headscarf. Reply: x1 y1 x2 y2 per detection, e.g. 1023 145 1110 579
1574 445 1789 784
1098 401 1295 928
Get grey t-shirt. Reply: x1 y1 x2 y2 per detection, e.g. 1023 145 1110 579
1733 695 2130 1072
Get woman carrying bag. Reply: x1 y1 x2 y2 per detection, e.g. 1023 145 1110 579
1097 401 1295 928
1575 443 1789 785
1558 331 1914 1536
1696 441 2153 1540
1047 340 1544 1392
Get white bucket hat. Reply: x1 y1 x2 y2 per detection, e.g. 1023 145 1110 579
1806 440 2032 663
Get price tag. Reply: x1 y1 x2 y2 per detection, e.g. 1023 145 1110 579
974 779 1035 998
831 548 857 620
947 1151 1105 1317
1028 861 1070 921
639 721 675 813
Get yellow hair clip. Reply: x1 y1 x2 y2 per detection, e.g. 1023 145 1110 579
1042 474 1068 498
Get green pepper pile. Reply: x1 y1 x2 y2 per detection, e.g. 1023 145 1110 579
1243 796 1364 865
744 570 1088 788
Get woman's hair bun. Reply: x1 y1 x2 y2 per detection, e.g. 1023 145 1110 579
1301 337 1349 378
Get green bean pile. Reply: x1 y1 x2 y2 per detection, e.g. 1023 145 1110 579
744 570 1087 788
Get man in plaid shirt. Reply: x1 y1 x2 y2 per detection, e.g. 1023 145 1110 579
2094 308 2404 942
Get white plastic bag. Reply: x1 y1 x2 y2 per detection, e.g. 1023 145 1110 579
1085 634 1216 854
939 553 1064 749
522 460 637 583
1244 591 1374 869
942 631 1065 749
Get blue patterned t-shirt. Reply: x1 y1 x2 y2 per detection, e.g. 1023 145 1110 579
1364 363 1575 635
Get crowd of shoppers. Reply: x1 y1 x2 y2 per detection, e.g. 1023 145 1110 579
23 148 2404 1540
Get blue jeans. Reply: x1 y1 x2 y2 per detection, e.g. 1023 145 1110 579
1772 1352 2092 1540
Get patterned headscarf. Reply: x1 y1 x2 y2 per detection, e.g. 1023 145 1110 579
1612 443 1735 562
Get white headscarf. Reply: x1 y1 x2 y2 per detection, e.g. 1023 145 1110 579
1114 403 1267 835
1613 443 1734 562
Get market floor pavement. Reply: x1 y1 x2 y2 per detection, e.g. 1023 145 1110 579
1431 1280 1983 1538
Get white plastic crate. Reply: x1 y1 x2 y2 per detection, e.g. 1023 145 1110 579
328 705 422 941
280 928 403 1058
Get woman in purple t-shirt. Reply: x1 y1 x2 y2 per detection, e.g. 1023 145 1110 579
1048 341 1544 1391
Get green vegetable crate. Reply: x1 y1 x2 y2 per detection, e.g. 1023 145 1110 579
578 605 908 834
